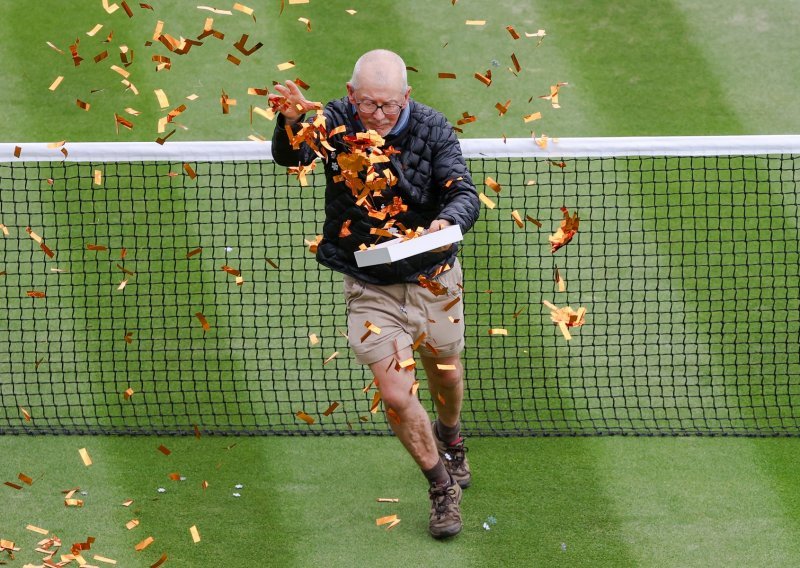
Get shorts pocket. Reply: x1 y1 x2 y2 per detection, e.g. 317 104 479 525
343 275 366 305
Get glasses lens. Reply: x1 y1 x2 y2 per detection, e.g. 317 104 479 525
359 101 377 113
382 104 401 116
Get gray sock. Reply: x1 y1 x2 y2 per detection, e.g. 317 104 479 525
422 459 451 487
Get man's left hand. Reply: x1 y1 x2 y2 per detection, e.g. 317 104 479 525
428 219 453 253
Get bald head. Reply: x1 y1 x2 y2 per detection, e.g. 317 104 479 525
350 49 408 92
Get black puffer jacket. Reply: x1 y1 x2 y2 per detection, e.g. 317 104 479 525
271 97 480 285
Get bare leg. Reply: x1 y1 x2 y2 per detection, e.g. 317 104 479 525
421 354 464 428
370 346 439 470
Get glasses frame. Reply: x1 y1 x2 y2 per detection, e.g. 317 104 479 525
355 99 405 117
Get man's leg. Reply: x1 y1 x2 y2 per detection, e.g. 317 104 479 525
421 353 471 488
370 346 462 538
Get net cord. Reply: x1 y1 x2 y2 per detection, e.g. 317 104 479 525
2 135 800 162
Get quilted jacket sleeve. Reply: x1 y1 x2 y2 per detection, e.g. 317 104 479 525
270 113 317 167
430 116 480 233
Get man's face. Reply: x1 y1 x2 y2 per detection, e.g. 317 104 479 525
347 81 410 137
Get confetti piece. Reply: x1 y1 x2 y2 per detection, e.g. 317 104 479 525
135 537 154 552
485 177 501 193
295 410 315 425
437 392 447 406
46 41 64 54
87 23 104 36
489 328 508 335
465 20 486 25
398 358 416 369
18 473 33 485
122 499 134 507
126 519 140 530
506 25 520 39
511 210 524 228
323 351 339 365
154 89 169 109
511 53 522 73
345 9 357 14
93 170 103 185
94 555 118 565
233 2 254 16
4 481 23 490
102 0 119 14
277 61 295 71
65 498 84 507
474 72 492 87
157 444 171 456
323 402 339 416
298 16 311 31
495 99 511 115
79 447 93 466
27 291 46 298
77 99 91 111
524 111 542 123
49 76 64 91
377 498 400 503
308 333 319 345
376 515 397 526
124 387 134 398
26 524 49 535
21 407 31 421
443 296 461 311
190 525 201 543
0 539 17 550
437 364 457 371
549 206 579 253
186 247 202 258
438 72 456 79
195 312 211 331
117 279 128 291
478 193 496 209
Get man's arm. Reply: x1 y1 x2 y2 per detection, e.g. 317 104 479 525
429 118 480 234
269 80 322 167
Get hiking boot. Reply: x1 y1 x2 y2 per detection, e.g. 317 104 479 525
433 422 472 488
428 479 462 539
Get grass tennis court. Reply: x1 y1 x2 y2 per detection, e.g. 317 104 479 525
2 1 800 566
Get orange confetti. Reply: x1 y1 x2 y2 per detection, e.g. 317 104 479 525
186 247 202 258
484 177 501 193
195 312 211 331
323 351 339 365
134 536 154 552
438 72 456 79
478 193 496 209
18 473 33 485
27 290 46 298
79 447 93 466
506 25 520 39
157 444 171 456
151 554 168 568
474 72 492 87
277 60 295 71
511 210 524 228
295 410 315 425
124 387 134 398
549 206 579 253
189 525 201 543
322 402 340 416
20 407 31 421
49 76 64 91
489 328 508 336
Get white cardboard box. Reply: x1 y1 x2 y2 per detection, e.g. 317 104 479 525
354 224 463 268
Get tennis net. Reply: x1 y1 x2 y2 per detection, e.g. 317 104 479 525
1 136 799 436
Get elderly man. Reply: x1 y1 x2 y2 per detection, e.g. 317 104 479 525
271 49 480 539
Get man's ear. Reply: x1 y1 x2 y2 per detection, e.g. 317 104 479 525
346 83 356 103
404 86 412 103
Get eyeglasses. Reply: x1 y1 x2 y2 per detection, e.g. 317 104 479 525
355 100 404 116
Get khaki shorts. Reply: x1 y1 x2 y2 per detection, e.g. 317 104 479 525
343 259 465 365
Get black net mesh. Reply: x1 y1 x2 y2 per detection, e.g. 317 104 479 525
1 153 798 435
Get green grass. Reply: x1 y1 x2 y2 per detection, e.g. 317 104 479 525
3 436 800 567
2 0 800 566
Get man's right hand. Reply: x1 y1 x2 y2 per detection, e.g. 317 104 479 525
270 80 321 124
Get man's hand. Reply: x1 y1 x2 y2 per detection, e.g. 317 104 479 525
270 80 321 124
428 219 454 253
